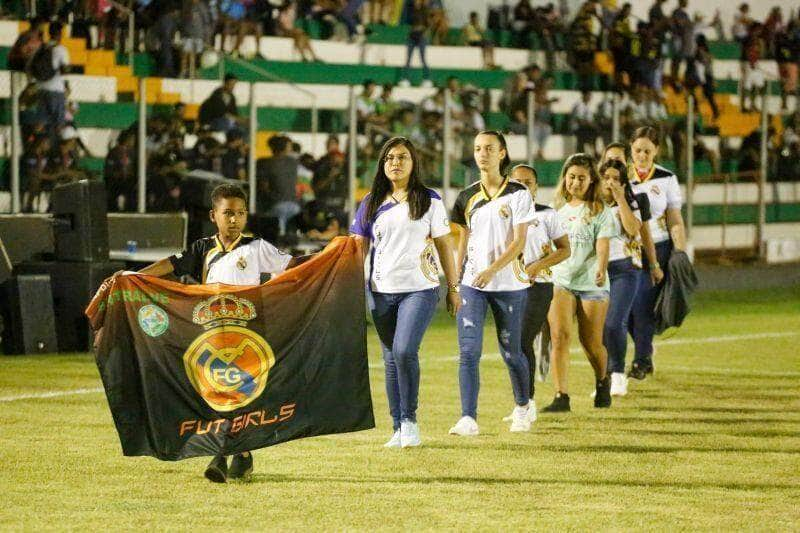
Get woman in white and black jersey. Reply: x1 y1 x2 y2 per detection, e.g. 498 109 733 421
599 158 642 397
350 137 461 449
509 164 570 420
449 131 537 436
627 127 688 380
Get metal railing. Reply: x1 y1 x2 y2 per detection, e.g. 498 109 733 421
690 169 763 258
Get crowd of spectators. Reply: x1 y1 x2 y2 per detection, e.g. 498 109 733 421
495 0 800 176
96 74 348 243
6 0 800 218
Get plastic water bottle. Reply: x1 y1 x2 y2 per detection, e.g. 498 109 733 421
127 240 138 254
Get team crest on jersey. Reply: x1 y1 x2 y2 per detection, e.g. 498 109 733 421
539 243 553 278
624 238 643 267
236 256 247 270
651 185 661 195
498 204 511 219
183 294 275 412
531 218 540 227
420 240 440 283
138 304 169 337
511 254 529 283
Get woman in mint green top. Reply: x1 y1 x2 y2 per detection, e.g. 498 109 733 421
543 153 614 414
551 201 615 291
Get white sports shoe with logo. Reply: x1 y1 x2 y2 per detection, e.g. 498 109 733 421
610 372 629 396
400 421 422 448
383 430 401 448
449 416 479 436
509 404 531 432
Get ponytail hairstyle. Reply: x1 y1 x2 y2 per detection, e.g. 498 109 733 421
553 153 605 216
476 130 512 176
630 125 661 147
599 158 637 208
510 163 538 183
362 137 431 224
601 141 629 164
629 125 662 177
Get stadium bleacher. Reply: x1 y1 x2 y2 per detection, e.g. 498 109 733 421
0 12 799 252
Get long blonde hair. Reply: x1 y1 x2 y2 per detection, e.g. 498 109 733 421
553 153 605 216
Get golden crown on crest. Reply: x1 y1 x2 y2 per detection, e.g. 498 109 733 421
192 294 257 327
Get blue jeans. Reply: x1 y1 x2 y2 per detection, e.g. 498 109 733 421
40 90 66 134
269 201 301 236
341 0 365 37
402 31 430 80
457 285 529 419
369 287 439 430
629 240 673 368
604 258 640 374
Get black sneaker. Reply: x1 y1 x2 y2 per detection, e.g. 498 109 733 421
228 452 253 480
204 454 227 483
541 393 571 412
628 362 653 380
594 376 612 408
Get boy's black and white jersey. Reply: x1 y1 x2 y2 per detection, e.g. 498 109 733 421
169 234 291 285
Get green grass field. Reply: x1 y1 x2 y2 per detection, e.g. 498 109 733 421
1 286 799 530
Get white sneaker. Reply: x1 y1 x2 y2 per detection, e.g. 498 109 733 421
397 79 411 88
610 372 628 396
400 420 421 448
527 401 537 423
503 399 537 422
449 416 479 436
421 79 434 88
383 430 401 448
510 404 531 432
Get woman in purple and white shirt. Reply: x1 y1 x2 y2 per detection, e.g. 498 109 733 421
350 137 460 449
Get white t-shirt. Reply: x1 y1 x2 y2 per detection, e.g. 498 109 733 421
350 189 451 293
522 203 566 283
356 95 376 117
630 164 682 244
451 178 536 291
608 203 643 267
169 235 291 286
38 44 69 93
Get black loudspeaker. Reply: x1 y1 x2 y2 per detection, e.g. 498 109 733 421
0 237 11 285
14 261 124 352
0 215 55 264
1 275 58 355
52 180 109 262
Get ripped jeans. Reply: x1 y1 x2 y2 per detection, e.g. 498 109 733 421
456 284 530 419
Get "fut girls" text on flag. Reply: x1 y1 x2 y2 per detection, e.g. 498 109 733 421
86 237 374 460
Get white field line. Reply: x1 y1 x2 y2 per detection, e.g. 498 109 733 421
369 331 800 376
2 332 796 401
0 387 105 403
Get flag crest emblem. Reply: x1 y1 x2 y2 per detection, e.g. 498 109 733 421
184 295 275 412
